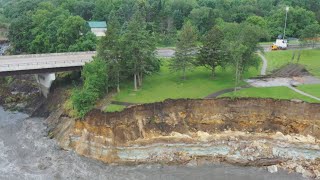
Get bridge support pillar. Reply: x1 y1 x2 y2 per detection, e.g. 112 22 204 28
35 73 56 98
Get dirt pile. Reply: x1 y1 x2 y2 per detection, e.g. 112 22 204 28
270 63 310 78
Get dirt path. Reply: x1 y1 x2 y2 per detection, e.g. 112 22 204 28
205 85 251 99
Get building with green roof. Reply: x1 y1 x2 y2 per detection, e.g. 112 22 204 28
87 21 107 37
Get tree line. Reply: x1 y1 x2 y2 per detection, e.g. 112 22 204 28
2 0 320 54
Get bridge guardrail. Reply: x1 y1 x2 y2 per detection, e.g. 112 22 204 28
0 59 92 70
0 51 96 59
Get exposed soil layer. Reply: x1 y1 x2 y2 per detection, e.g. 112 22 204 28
50 98 320 178
85 98 320 140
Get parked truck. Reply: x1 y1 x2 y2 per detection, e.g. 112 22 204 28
271 39 288 50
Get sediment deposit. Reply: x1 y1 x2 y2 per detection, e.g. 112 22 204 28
50 98 320 178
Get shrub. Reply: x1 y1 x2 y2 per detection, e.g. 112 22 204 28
71 89 99 118
71 58 108 118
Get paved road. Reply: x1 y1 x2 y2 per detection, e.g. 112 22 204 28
287 85 320 101
260 43 320 52
257 52 268 76
156 48 175 57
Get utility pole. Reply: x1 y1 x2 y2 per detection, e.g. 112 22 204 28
283 6 289 40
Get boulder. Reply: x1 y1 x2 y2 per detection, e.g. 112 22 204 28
267 165 278 173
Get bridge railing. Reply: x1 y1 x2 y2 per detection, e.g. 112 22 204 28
0 51 96 59
0 59 92 71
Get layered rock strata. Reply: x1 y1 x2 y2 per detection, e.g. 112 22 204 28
50 98 320 178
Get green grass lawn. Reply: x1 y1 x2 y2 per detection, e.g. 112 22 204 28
265 49 320 77
105 104 126 112
109 50 320 106
297 84 320 98
113 59 259 103
220 86 319 103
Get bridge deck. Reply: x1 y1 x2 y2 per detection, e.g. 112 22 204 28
0 52 95 73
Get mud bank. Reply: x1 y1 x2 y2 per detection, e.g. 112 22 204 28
50 98 320 179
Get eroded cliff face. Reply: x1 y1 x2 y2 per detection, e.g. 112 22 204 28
51 98 320 178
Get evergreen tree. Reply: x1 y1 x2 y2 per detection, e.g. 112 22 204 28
170 21 197 80
97 12 122 92
121 11 158 91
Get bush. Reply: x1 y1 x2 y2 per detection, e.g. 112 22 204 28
71 89 99 118
71 58 108 118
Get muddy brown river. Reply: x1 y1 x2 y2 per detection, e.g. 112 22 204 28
0 107 305 180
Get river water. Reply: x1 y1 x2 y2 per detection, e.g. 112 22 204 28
0 107 305 180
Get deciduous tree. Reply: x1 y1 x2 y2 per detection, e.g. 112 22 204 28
222 23 264 90
197 26 225 78
72 58 108 118
301 23 320 48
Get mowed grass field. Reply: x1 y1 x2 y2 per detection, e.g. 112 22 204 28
297 84 320 98
105 104 126 112
222 49 320 102
113 59 259 104
265 49 320 77
106 49 320 109
220 86 319 103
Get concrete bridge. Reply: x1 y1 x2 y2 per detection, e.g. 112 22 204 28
0 51 95 75
0 49 175 97
0 49 175 76
0 51 95 97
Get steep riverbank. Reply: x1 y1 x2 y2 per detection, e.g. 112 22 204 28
49 98 320 179
1 106 307 179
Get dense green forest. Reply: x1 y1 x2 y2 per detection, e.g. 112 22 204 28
0 0 320 53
